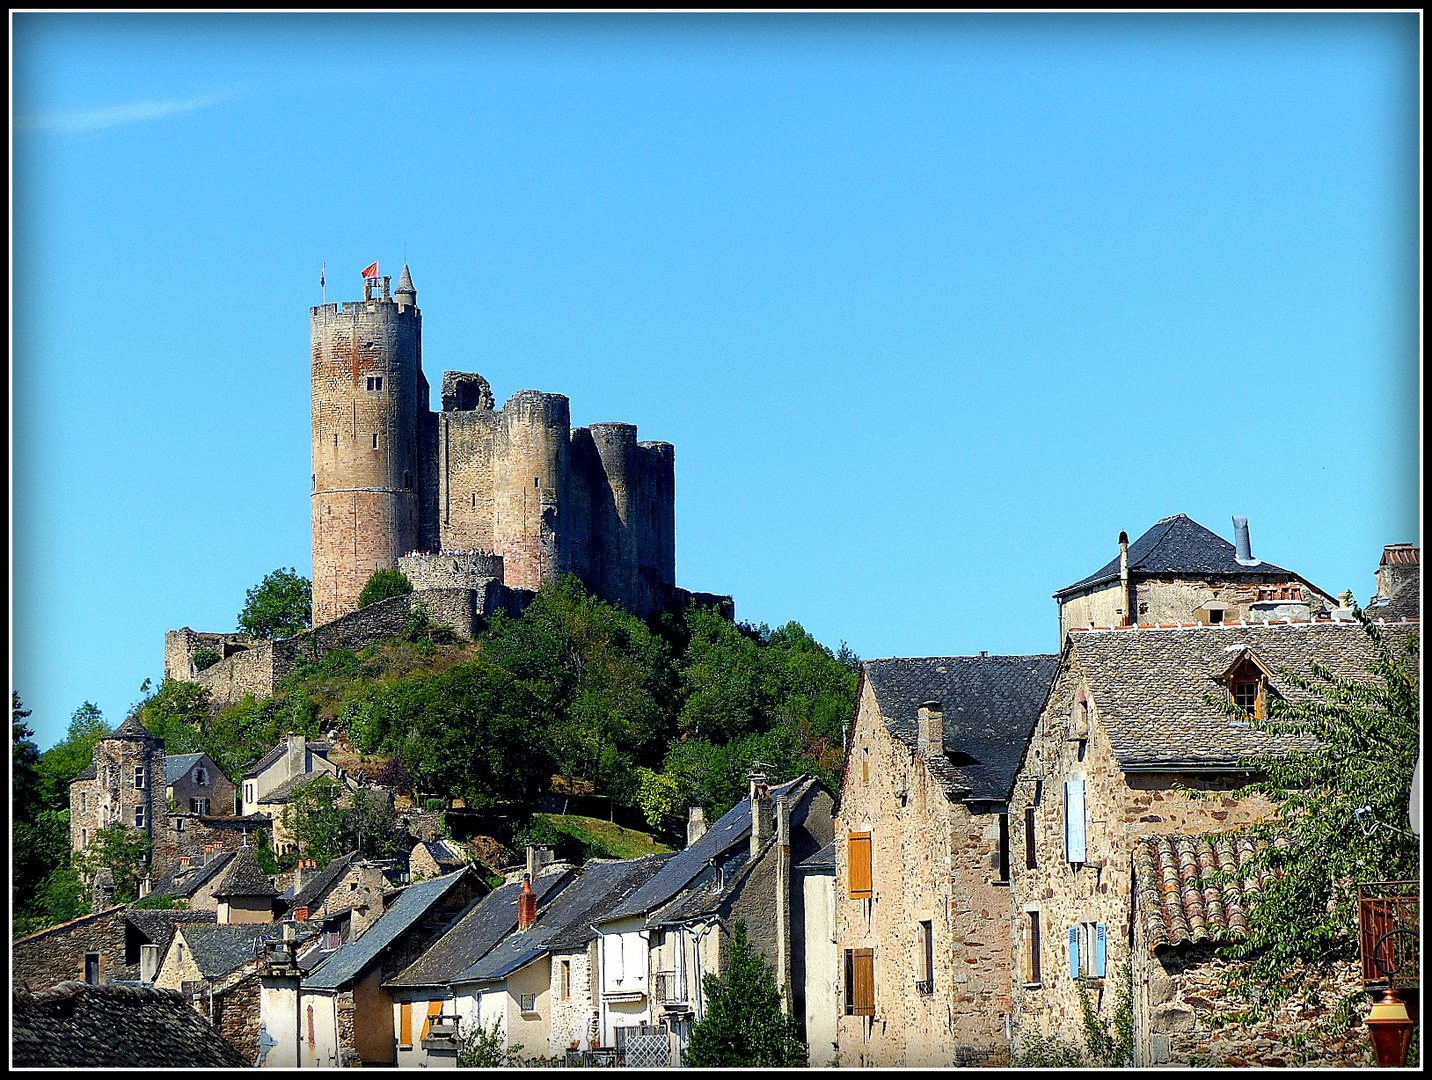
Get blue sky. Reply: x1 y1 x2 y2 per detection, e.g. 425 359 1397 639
12 13 1420 750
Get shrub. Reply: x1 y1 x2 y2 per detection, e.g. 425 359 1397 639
192 649 222 672
358 568 413 608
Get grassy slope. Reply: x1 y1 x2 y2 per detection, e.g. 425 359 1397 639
535 814 675 859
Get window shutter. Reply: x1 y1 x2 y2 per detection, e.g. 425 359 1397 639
400 1001 412 1045
1064 780 1086 863
848 833 873 899
1095 923 1107 977
853 948 875 1016
1068 926 1080 980
420 1000 442 1040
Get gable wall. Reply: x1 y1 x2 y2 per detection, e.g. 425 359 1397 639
548 944 597 1053
12 909 127 991
1007 654 1276 1056
833 680 1012 1067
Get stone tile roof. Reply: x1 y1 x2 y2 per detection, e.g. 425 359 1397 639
647 847 755 928
1133 833 1272 951
1066 619 1417 769
72 762 98 781
288 852 359 909
179 922 279 978
257 769 345 804
213 848 279 898
124 909 218 959
798 842 836 870
1054 514 1298 598
306 867 475 990
12 981 251 1067
12 905 127 948
602 776 807 923
164 753 207 785
417 839 466 869
109 714 161 741
150 850 238 900
1366 589 1420 620
864 655 1060 802
382 867 575 989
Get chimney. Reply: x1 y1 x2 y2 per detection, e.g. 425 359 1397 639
1233 516 1260 566
1118 531 1132 625
526 845 553 879
687 806 707 847
517 874 538 931
750 771 772 857
139 943 160 984
917 700 944 757
286 732 306 779
1376 544 1419 601
138 875 152 899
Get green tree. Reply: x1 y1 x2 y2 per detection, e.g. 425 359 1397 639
684 920 807 1067
75 824 154 904
238 567 312 639
278 775 351 867
456 1015 524 1067
35 702 110 809
358 567 413 608
13 692 40 814
1210 611 1419 1013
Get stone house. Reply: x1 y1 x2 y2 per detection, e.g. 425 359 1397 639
212 848 281 925
155 921 278 993
833 654 1059 1068
13 980 251 1068
381 859 578 1067
240 733 346 822
257 866 485 1067
165 751 238 819
1130 833 1373 1068
13 905 215 991
1054 514 1339 640
1005 617 1417 1063
409 838 468 881
278 852 396 942
795 841 839 1066
146 846 241 912
1365 543 1420 620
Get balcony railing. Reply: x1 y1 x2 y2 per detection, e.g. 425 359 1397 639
1358 881 1419 989
652 971 688 1007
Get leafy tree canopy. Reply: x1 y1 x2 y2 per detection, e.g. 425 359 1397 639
358 568 413 608
684 920 807 1067
75 824 154 905
238 567 312 639
279 775 399 866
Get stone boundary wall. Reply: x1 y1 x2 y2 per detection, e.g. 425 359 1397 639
399 551 504 591
212 970 262 1063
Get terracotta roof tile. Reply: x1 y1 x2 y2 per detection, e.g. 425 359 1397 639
1134 833 1270 951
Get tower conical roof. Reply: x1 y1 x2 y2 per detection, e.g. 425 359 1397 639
109 714 159 741
396 264 416 295
213 847 279 898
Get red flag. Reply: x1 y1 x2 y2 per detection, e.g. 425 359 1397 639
361 262 379 279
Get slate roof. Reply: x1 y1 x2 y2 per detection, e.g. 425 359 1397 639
798 842 837 870
416 839 466 869
149 850 238 900
1067 619 1418 769
286 852 359 908
382 866 576 989
125 909 218 959
1054 514 1299 599
863 655 1060 801
213 848 279 898
647 847 755 928
178 922 280 978
164 753 207 785
72 762 98 781
1133 833 1270 951
306 867 474 990
601 777 807 923
241 743 289 778
12 981 251 1067
109 714 161 741
450 854 676 985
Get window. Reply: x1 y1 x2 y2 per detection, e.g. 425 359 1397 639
519 992 538 1014
80 791 87 815
861 747 870 784
1227 657 1267 719
174 816 184 832
134 805 146 829
80 828 88 849
843 948 875 1016
1027 912 1042 984
847 833 872 899
534 476 540 488
403 470 412 489
1024 807 1037 869
190 797 209 816
333 433 338 448
996 813 1010 882
1069 922 1107 979
85 953 100 985
195 767 208 786
366 376 383 392
400 1001 413 1047
560 959 572 1000
1064 780 1086 864
1208 608 1224 624
471 492 476 508
916 921 934 994
244 783 256 804
134 766 146 789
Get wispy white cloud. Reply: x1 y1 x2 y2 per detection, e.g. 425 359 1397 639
19 91 235 133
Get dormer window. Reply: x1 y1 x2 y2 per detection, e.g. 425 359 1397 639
1224 654 1270 720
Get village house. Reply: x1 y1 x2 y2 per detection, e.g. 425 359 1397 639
257 865 486 1067
794 841 839 1066
13 905 216 992
239 733 361 852
833 653 1060 1067
1006 615 1418 1066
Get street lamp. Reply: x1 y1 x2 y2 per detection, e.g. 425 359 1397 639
1366 986 1414 1068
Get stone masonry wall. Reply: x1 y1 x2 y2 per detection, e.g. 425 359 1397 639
548 947 597 1053
834 680 1013 1068
1007 658 1275 1055
1133 945 1373 1068
13 907 127 991
212 970 262 1064
1059 576 1335 638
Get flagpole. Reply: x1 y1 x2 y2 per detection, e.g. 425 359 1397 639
322 261 327 305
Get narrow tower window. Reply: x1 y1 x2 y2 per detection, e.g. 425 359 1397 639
372 434 379 450
366 376 384 392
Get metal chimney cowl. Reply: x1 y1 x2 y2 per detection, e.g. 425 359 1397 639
1232 516 1260 566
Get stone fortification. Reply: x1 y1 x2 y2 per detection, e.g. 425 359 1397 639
398 550 504 592
313 267 687 626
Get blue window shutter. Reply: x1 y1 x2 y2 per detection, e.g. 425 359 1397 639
1065 780 1087 862
1095 923 1107 977
1068 926 1080 980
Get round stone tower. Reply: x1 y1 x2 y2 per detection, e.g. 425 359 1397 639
493 391 571 591
311 266 426 625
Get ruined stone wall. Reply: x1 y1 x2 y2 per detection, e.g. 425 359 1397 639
212 971 262 1064
1132 944 1372 1068
398 550 503 591
635 441 676 591
165 629 264 683
194 640 277 707
311 297 423 625
834 680 1013 1067
1007 659 1275 1055
13 907 127 990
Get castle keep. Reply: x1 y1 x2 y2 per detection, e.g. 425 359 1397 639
311 266 676 625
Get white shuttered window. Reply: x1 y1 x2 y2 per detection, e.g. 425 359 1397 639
1064 779 1086 863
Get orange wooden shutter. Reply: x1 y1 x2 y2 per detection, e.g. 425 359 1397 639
420 1000 442 1040
400 1001 412 1045
848 833 872 899
853 948 875 1015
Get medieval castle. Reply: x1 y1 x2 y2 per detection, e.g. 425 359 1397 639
166 266 727 702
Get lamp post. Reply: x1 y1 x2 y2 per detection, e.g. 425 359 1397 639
1366 987 1414 1067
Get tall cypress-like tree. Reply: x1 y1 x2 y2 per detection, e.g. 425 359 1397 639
683 920 807 1067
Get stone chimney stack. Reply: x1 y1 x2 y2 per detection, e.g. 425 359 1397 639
687 806 707 847
1376 544 1419 601
750 771 772 857
517 874 538 931
1233 515 1260 566
286 732 306 780
917 700 944 757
